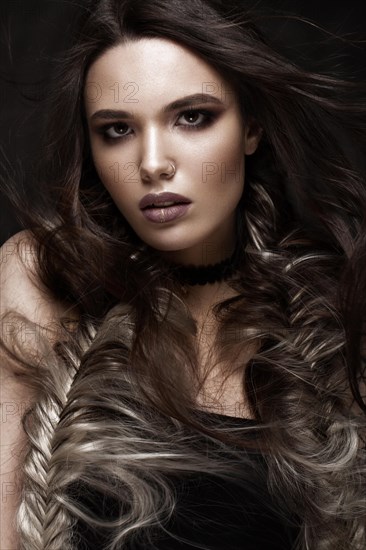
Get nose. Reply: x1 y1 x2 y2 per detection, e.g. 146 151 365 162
139 126 175 183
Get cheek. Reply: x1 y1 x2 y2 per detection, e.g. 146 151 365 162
90 145 112 187
218 128 246 189
195 125 245 187
91 147 136 201
202 144 245 197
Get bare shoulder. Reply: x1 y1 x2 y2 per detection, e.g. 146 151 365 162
1 229 80 384
1 229 80 341
2 229 73 318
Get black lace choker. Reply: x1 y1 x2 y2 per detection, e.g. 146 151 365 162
167 250 238 286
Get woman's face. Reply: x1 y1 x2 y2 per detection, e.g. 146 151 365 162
84 38 261 265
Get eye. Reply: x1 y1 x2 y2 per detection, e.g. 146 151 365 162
101 122 132 140
96 108 216 143
176 109 215 129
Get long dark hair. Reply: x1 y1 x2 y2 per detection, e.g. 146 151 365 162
1 1 366 549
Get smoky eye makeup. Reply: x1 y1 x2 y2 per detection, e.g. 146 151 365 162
176 108 217 129
93 107 219 142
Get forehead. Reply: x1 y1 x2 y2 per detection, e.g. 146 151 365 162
84 37 236 112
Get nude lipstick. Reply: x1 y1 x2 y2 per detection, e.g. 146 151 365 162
139 192 192 223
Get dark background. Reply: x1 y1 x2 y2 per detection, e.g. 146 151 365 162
1 0 365 245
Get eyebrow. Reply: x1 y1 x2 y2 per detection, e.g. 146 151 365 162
89 93 225 121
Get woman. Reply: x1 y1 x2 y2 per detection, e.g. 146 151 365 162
1 0 365 548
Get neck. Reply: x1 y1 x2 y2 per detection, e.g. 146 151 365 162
160 245 235 267
166 249 238 286
158 217 237 267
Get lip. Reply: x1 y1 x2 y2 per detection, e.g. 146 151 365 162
141 203 191 224
139 192 191 210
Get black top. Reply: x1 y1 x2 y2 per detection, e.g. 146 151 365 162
72 412 301 549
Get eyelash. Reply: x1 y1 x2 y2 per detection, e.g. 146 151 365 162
98 109 216 142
